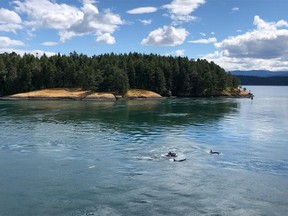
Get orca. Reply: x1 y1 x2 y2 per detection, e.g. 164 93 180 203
166 151 177 157
165 151 186 162
170 158 186 162
209 149 220 155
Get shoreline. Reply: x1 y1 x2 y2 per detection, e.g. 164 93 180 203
0 88 253 101
0 88 163 101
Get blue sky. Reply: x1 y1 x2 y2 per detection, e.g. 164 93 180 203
1 0 288 71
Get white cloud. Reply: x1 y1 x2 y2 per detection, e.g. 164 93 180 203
162 0 205 23
253 15 288 31
96 33 115 45
141 25 188 46
60 6 123 42
139 19 152 25
127 7 157 14
0 36 25 48
205 16 288 71
205 51 288 71
189 37 217 44
231 7 239 12
215 16 288 59
13 0 124 44
175 49 185 56
0 8 23 33
13 0 84 29
41 41 58 46
0 48 57 57
165 49 186 56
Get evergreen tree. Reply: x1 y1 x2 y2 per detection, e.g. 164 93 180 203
0 52 240 97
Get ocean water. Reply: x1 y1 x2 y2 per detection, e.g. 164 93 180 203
0 86 287 216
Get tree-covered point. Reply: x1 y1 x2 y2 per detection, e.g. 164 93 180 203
0 52 240 97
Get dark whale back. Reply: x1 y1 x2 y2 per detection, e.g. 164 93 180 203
166 151 177 157
209 149 220 155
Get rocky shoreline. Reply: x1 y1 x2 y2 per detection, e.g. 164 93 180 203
0 88 253 101
219 88 254 98
0 88 162 101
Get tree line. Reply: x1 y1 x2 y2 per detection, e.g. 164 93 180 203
0 51 240 96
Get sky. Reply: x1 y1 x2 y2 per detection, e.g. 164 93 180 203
1 0 288 71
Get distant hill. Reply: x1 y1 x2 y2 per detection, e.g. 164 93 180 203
229 70 288 85
230 70 288 77
236 76 288 86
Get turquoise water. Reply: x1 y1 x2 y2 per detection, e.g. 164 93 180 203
0 86 287 215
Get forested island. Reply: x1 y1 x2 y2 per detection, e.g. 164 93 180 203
0 52 241 98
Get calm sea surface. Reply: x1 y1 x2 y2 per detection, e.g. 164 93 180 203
0 86 287 216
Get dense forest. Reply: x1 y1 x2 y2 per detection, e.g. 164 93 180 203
0 52 240 97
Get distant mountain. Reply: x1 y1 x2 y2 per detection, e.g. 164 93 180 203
236 75 288 86
230 70 288 77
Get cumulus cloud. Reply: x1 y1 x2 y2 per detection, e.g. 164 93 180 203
96 33 116 45
205 16 288 71
162 0 205 23
205 51 288 71
215 16 288 59
127 7 157 14
60 7 123 42
189 37 217 44
13 0 123 44
0 8 23 33
141 25 188 46
13 0 83 29
0 36 25 48
253 15 288 30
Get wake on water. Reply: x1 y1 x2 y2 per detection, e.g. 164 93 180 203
134 151 187 162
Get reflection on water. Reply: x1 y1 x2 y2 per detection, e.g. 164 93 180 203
0 91 288 215
1 98 239 128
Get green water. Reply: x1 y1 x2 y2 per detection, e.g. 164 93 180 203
0 86 287 215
